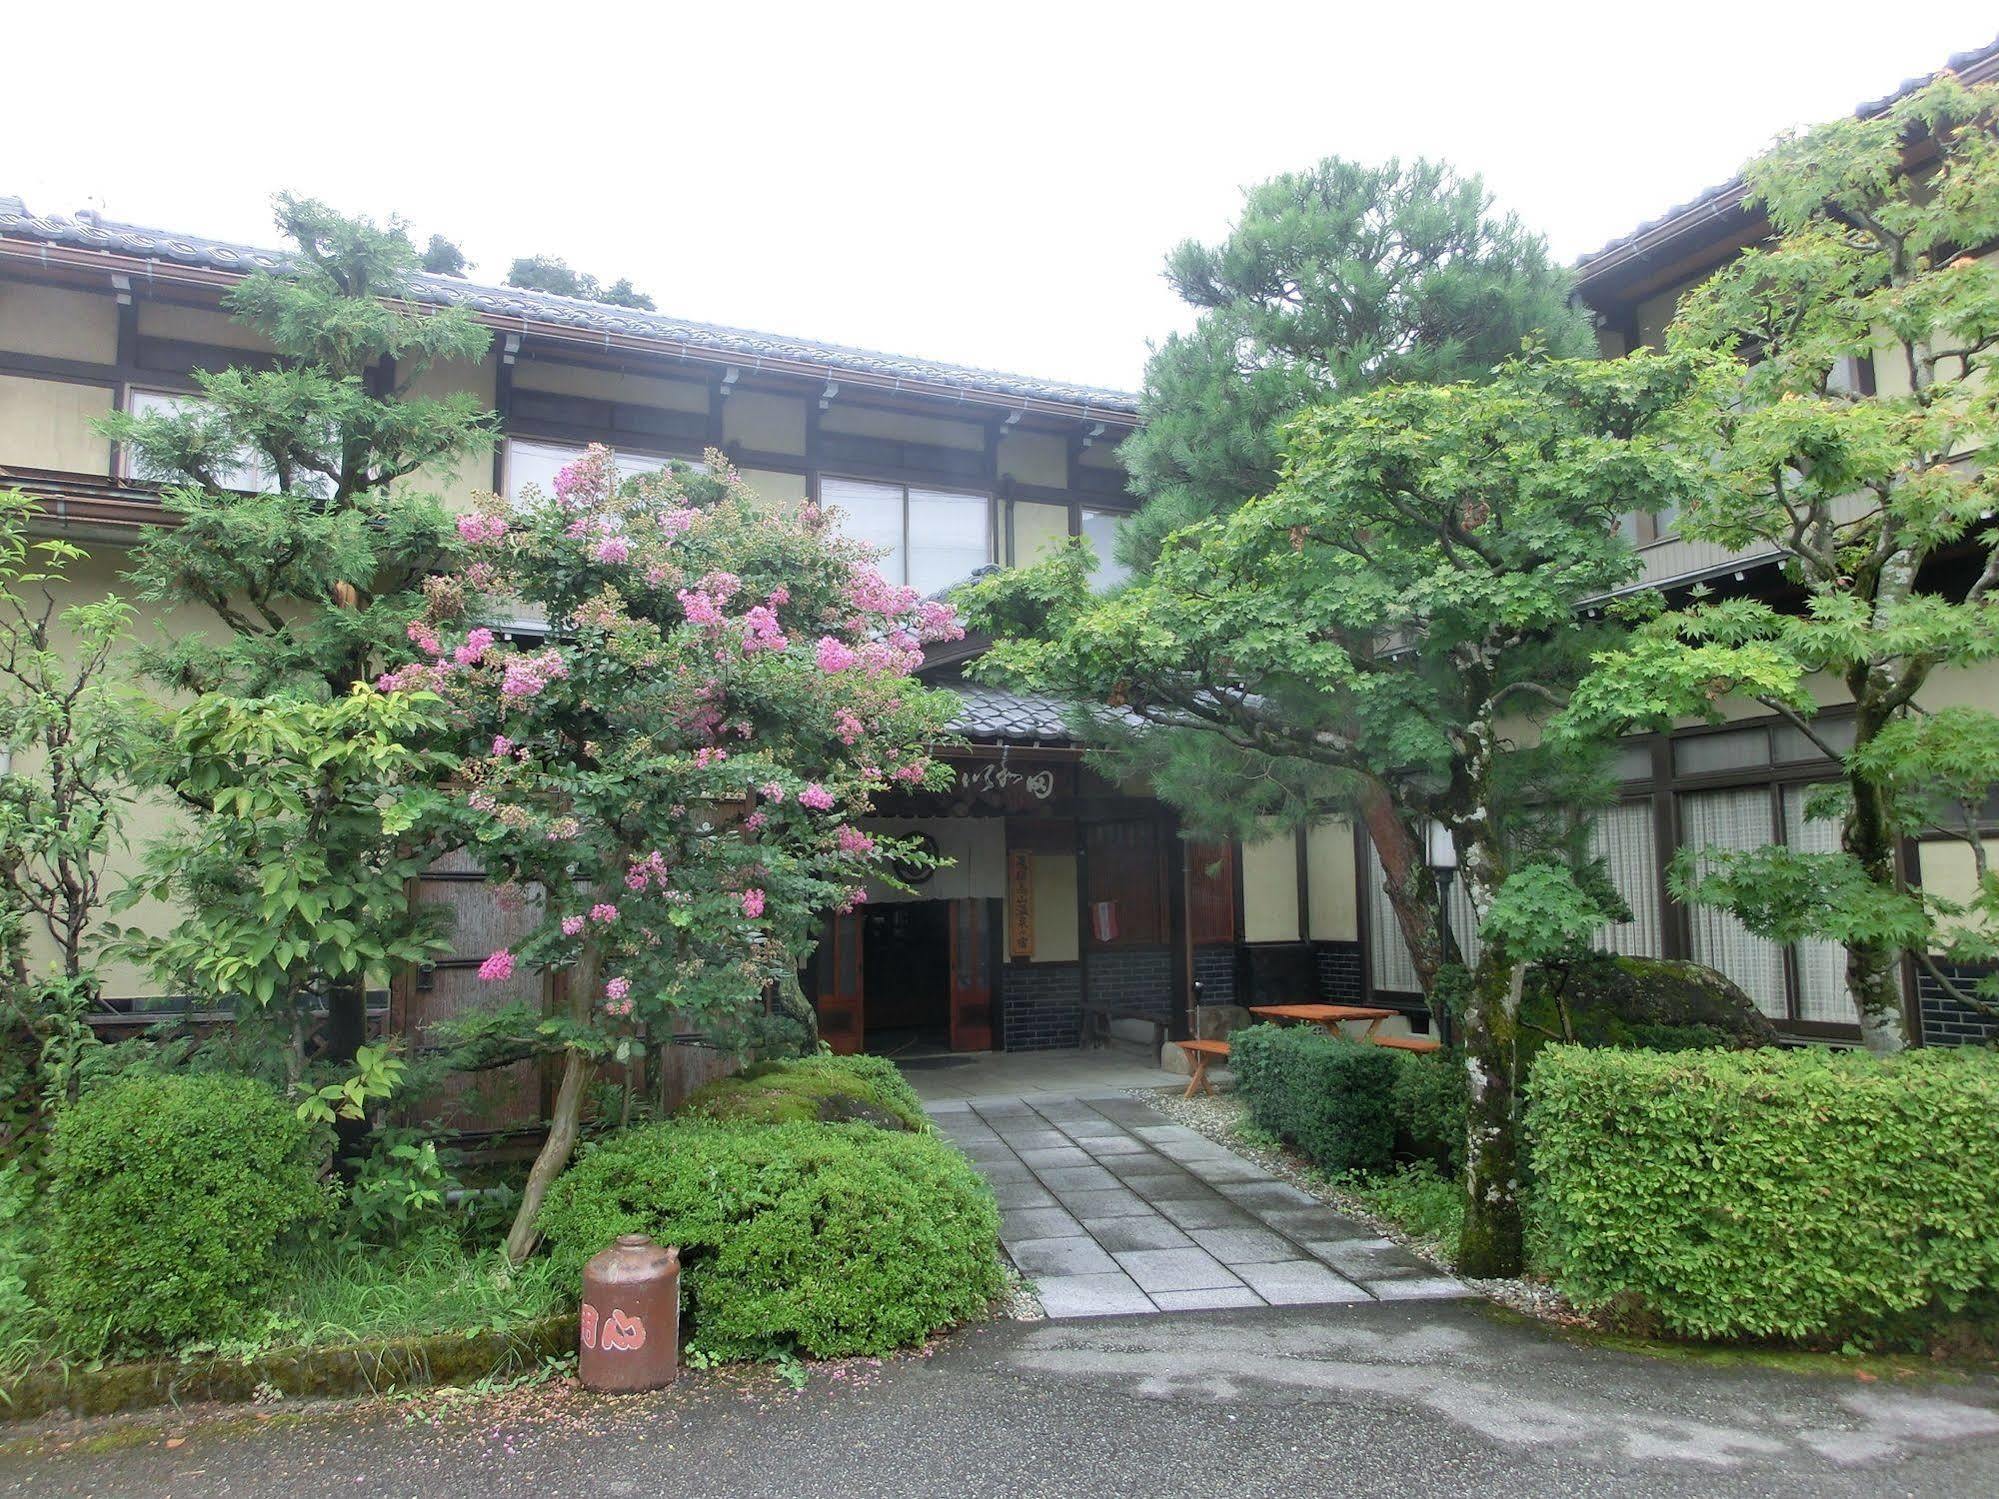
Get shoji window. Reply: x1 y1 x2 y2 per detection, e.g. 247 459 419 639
1783 785 1855 1024
1366 839 1480 995
1589 799 1663 957
505 439 688 501
1080 507 1133 591
819 477 991 594
1678 788 1788 1018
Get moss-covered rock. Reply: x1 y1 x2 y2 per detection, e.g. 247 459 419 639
679 1054 927 1132
1522 953 1779 1059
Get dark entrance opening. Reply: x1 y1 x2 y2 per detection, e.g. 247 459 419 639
861 901 952 1056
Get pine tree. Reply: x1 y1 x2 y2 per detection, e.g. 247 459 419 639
1108 158 1596 999
100 194 494 1068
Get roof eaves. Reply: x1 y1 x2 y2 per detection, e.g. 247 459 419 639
0 203 1141 420
1573 35 1999 288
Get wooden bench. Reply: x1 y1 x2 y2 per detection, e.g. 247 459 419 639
1173 1038 1231 1098
1372 1034 1442 1053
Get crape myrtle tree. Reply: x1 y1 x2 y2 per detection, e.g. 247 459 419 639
98 195 494 1071
1109 158 1597 997
961 353 1708 1274
1559 76 1999 1051
391 446 962 1263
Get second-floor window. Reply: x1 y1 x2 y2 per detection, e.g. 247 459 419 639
125 389 332 498
818 477 990 595
504 438 697 500
1080 506 1132 591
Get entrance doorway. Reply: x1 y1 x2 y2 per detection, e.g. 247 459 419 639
812 898 1000 1056
862 902 952 1055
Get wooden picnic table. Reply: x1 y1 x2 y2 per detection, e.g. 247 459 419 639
1248 1003 1397 1039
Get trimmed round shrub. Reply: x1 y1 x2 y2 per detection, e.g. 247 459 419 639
681 1053 927 1132
1527 1045 1999 1346
47 1073 328 1352
539 1120 1002 1358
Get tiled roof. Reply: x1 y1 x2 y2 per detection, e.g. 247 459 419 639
0 200 1140 418
1575 35 1999 277
946 682 1082 742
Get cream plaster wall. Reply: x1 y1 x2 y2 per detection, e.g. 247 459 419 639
1241 831 1301 943
1306 820 1358 942
0 283 117 362
0 376 112 473
722 391 806 455
1011 500 1070 564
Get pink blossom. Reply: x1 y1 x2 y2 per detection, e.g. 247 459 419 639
893 761 928 783
759 781 786 804
590 903 619 924
915 599 964 643
833 710 864 745
740 605 789 653
742 810 767 833
552 446 614 508
837 825 876 857
798 783 836 812
456 512 508 545
592 536 631 565
407 621 444 658
815 636 858 673
477 950 516 983
846 572 919 617
740 888 766 919
694 746 729 768
491 735 513 757
678 589 724 626
605 976 632 1002
500 648 569 700
561 915 586 937
658 506 696 539
766 585 791 607
699 571 742 603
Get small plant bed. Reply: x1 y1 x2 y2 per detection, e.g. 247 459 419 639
1139 1086 1577 1327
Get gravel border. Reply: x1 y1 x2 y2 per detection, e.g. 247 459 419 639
1136 1087 1581 1327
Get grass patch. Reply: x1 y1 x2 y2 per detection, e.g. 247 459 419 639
1333 1165 1466 1265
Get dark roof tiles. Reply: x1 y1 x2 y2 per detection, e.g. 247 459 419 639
0 201 1140 417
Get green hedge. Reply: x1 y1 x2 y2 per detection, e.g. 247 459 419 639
1390 1048 1466 1176
47 1074 328 1353
681 1052 927 1132
1230 1024 1397 1173
538 1120 1002 1359
1527 1045 1999 1345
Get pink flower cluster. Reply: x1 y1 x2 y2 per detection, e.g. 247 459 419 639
847 572 920 618
915 599 964 643
592 536 631 565
457 512 508 545
833 710 865 745
454 627 495 667
552 447 614 508
836 825 876 857
694 746 729 768
815 636 858 673
590 903 619 924
678 588 724 626
658 506 696 540
739 888 766 919
759 781 786 804
798 782 836 812
562 915 586 937
740 605 788 654
501 649 570 700
477 950 515 982
603 975 634 1016
625 849 672 891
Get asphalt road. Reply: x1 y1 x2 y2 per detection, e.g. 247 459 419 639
5 1300 1997 1498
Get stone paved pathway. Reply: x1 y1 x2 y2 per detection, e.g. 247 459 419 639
929 1090 1467 1317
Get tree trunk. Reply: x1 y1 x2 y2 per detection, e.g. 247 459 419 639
505 1043 592 1266
1357 778 1453 1002
504 946 598 1266
770 958 819 1055
1843 763 1912 1053
326 973 371 1161
1456 956 1525 1277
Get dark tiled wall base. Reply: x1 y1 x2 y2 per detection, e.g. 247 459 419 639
1085 945 1174 1020
1002 963 1083 1051
1917 961 1998 1047
1193 944 1237 1007
1314 940 1364 1003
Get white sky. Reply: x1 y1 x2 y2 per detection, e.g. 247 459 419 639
7 3 1990 394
